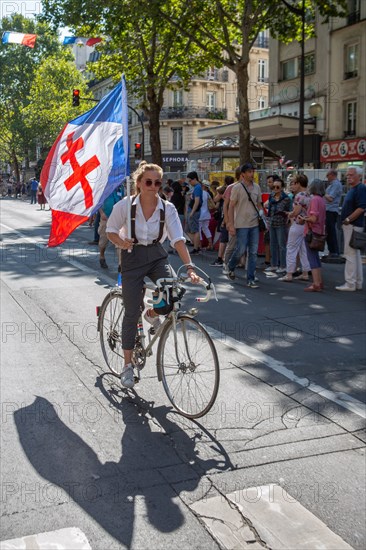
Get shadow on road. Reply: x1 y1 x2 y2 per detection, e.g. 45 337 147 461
14 386 233 547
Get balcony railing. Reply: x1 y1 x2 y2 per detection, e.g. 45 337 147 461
258 76 269 83
347 11 360 25
193 69 229 82
343 129 356 138
254 37 269 48
159 106 228 120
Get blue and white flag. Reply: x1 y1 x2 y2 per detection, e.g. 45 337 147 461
41 76 129 247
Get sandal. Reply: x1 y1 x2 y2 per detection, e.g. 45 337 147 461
296 274 310 281
304 284 321 292
278 275 292 282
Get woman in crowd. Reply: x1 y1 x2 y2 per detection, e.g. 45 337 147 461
279 174 311 283
210 185 227 266
302 179 326 292
265 178 291 274
106 161 199 389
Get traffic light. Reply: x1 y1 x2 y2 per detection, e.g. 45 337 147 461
72 89 80 107
134 143 142 159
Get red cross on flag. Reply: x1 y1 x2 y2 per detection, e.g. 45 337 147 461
40 76 129 247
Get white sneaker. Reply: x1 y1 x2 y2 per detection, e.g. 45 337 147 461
335 283 356 292
121 364 135 388
264 266 276 272
144 309 161 331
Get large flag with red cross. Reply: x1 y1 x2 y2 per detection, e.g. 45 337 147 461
41 76 129 247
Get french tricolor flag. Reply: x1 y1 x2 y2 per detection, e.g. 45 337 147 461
41 76 129 247
2 31 37 48
63 36 102 46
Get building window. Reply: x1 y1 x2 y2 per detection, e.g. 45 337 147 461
172 127 183 150
173 89 183 107
345 43 359 79
281 58 297 81
206 91 216 111
207 67 218 80
347 0 360 24
258 59 268 82
304 53 315 75
258 96 266 109
345 101 357 136
256 30 269 48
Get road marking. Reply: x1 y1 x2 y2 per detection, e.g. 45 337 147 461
0 527 91 549
2 222 365 420
190 484 353 549
205 325 366 419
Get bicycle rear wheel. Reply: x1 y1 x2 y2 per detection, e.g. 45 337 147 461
157 315 219 418
99 290 124 376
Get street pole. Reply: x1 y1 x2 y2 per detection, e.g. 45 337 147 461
298 0 306 169
127 105 145 160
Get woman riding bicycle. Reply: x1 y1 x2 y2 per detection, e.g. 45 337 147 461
106 161 200 389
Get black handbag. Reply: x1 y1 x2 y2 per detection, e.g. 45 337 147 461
306 230 326 251
350 228 366 251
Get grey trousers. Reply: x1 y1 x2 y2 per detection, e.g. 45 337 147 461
121 244 174 350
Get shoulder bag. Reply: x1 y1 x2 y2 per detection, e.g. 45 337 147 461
305 230 326 251
240 183 266 232
350 226 366 251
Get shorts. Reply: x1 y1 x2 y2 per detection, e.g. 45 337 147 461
220 226 229 243
186 210 200 233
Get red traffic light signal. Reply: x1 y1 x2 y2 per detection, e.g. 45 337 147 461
134 142 142 159
72 89 80 107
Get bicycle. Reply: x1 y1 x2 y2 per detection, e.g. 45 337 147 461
97 265 219 419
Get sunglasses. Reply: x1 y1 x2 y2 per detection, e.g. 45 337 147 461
273 186 281 190
143 179 162 188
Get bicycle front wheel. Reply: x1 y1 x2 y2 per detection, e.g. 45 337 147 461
99 290 124 376
157 315 219 418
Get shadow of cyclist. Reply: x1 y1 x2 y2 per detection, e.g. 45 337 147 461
13 384 232 546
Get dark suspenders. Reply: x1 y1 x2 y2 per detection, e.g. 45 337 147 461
130 199 166 244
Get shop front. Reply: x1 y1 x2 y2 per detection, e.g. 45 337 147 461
320 138 366 172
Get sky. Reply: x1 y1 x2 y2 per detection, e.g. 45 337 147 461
1 1 70 39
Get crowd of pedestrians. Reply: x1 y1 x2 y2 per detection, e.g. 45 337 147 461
85 163 365 293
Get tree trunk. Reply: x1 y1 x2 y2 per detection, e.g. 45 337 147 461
146 85 163 166
235 60 251 164
11 149 20 183
148 104 162 166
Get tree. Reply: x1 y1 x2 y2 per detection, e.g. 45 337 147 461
158 0 347 163
23 52 92 151
0 14 66 180
41 0 218 165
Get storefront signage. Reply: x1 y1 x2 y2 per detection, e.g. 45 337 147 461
162 156 189 164
320 138 366 162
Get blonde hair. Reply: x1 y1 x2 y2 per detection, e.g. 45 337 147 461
132 161 163 194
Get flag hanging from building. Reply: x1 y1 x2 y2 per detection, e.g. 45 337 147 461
2 31 37 48
41 76 129 247
63 36 102 46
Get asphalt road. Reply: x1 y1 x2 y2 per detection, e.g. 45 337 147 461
1 197 365 549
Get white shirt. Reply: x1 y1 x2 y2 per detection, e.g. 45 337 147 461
106 194 185 247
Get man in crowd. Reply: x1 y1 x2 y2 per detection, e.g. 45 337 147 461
30 177 39 205
98 185 124 268
336 166 366 291
227 163 262 288
323 169 343 260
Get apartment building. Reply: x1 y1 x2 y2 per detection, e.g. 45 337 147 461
128 33 269 172
198 2 365 171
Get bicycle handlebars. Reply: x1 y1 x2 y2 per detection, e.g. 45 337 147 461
152 275 215 306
